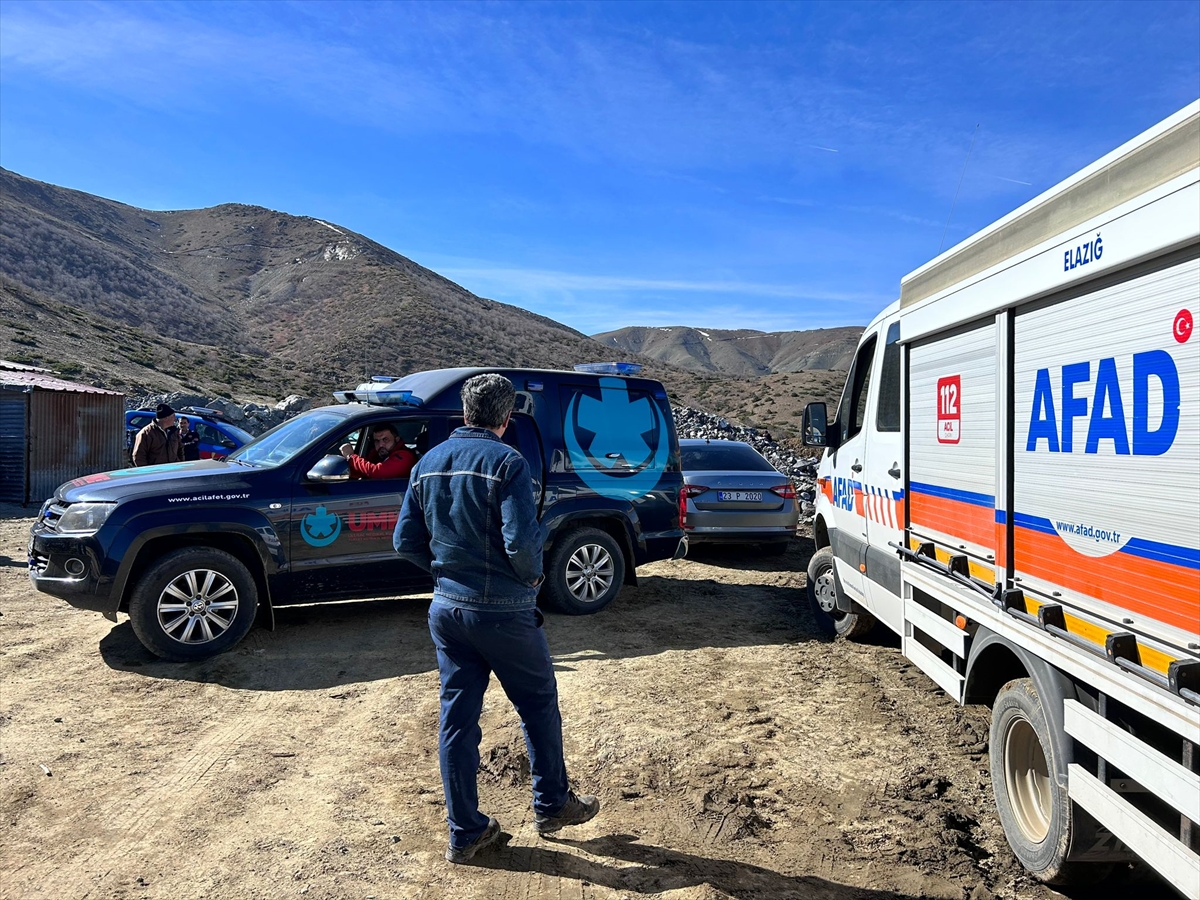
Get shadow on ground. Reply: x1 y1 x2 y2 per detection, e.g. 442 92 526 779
0 502 36 521
98 537 822 691
474 832 915 900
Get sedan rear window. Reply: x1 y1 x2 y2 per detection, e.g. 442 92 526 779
681 443 776 472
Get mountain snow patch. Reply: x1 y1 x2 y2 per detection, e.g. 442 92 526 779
323 242 360 261
313 219 345 235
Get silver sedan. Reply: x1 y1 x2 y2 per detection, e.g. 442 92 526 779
679 439 799 554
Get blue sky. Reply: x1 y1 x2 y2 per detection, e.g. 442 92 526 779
1 1 1197 335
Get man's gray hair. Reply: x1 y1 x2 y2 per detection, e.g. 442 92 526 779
461 374 515 429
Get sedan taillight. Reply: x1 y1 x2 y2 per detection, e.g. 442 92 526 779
771 483 797 500
679 485 708 530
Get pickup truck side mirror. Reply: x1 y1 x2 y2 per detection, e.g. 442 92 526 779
801 403 839 449
307 454 351 482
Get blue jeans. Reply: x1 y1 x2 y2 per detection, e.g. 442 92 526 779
428 602 570 850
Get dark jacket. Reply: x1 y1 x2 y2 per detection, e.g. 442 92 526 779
394 426 547 610
133 422 182 466
179 429 201 461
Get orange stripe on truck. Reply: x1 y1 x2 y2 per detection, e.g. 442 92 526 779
909 491 995 551
1014 526 1200 635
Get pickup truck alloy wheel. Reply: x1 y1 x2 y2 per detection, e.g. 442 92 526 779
157 569 239 644
129 547 258 661
566 543 615 603
545 527 626 615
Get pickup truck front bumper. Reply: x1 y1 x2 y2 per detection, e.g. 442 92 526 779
27 527 114 614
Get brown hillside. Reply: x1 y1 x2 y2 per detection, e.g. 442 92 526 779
0 167 673 397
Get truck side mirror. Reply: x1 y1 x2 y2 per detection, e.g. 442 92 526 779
307 454 351 482
802 403 838 449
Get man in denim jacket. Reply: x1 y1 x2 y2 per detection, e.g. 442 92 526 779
394 374 600 863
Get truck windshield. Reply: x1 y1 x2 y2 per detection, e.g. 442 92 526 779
228 410 349 467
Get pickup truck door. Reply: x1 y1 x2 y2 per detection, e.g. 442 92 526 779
289 420 429 601
827 331 879 606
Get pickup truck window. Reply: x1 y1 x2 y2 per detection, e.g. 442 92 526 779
229 410 349 467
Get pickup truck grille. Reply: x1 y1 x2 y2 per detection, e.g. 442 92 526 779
39 502 68 533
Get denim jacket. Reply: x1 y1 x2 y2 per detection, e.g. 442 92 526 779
394 426 548 610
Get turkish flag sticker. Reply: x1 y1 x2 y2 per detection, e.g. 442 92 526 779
1174 309 1193 344
937 375 961 444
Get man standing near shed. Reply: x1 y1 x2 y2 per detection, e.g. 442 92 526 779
394 374 600 863
132 404 182 466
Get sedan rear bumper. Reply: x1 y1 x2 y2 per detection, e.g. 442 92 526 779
685 524 795 545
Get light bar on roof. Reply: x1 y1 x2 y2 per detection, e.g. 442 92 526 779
574 362 643 376
332 388 418 407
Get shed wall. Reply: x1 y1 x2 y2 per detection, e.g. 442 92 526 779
28 391 125 503
0 390 28 503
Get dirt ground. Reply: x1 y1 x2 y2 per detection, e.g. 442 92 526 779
0 505 1172 900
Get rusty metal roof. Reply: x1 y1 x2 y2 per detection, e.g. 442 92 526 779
0 359 54 373
0 370 123 395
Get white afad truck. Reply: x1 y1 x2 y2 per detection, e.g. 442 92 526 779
802 102 1200 894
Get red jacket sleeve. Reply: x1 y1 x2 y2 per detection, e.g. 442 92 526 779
347 447 416 479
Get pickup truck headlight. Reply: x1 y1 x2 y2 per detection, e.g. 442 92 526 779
56 502 117 534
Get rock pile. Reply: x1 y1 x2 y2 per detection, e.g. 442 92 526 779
126 392 313 435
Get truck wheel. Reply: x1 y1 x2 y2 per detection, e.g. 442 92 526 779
545 527 625 615
989 678 1111 885
128 547 258 661
806 546 875 639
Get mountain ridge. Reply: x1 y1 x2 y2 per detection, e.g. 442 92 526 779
593 324 862 377
0 166 644 399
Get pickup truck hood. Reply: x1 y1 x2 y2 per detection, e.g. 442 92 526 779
56 460 254 504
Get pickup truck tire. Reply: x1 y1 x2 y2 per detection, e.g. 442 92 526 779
806 546 875 639
129 547 258 661
989 678 1111 885
544 527 625 616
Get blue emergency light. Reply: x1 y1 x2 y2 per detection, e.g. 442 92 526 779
573 362 643 376
332 388 417 407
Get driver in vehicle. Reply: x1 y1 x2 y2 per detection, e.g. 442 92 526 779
340 423 417 479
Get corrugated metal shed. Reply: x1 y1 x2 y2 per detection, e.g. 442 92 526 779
0 391 27 502
0 371 125 505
